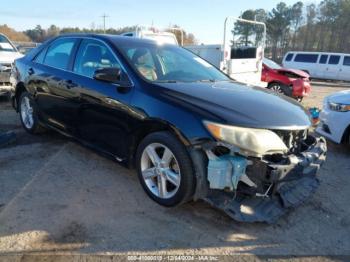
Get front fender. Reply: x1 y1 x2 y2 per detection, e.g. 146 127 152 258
131 89 214 145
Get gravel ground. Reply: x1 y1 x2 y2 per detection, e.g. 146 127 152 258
0 86 349 257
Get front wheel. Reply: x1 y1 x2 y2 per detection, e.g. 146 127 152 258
268 82 285 94
19 91 44 134
135 131 195 207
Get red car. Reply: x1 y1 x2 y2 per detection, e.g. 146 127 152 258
262 58 311 102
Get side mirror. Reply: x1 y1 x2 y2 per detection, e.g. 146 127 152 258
93 67 121 83
93 67 132 93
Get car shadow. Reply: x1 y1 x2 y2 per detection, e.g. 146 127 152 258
0 137 349 256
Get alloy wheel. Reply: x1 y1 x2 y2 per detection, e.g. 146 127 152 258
270 84 284 94
140 143 181 199
20 96 34 129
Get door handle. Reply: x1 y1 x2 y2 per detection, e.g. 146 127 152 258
28 68 34 75
65 80 77 89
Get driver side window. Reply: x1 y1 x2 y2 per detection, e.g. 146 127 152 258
73 39 121 78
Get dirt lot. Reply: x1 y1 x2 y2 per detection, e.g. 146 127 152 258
0 84 349 257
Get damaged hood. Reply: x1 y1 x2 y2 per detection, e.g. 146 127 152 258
155 81 311 130
276 68 309 78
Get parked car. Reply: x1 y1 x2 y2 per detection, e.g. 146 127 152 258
316 90 350 145
0 34 23 98
282 51 350 81
12 34 327 223
262 58 311 101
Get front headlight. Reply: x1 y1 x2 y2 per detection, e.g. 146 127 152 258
204 121 288 156
328 102 350 112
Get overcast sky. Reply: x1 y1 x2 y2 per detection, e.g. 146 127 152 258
1 0 319 44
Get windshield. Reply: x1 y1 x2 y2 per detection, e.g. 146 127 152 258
263 58 282 69
118 42 229 83
0 35 16 52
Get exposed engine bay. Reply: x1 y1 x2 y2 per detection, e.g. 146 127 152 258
190 130 327 223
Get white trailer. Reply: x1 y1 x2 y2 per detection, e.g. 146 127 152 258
186 17 267 87
121 25 183 46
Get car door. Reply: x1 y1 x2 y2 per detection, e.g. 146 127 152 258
323 55 341 80
338 56 350 81
71 38 135 159
29 37 80 133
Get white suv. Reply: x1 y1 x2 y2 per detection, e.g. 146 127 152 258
0 34 23 97
316 90 350 145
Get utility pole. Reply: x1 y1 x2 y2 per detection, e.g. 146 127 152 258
101 13 109 34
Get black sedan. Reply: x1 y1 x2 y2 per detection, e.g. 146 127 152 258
12 34 327 223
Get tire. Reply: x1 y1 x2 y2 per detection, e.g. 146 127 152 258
268 82 285 95
135 131 195 207
18 91 44 134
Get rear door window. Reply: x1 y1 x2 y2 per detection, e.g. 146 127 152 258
294 54 319 63
328 55 340 65
43 38 76 70
319 55 328 64
285 53 294 62
343 56 350 66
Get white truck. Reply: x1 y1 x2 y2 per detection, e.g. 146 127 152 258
121 25 183 46
0 34 23 98
185 17 267 87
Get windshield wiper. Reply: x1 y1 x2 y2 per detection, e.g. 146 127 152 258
196 79 216 83
155 80 178 83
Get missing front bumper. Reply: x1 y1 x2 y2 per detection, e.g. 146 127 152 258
191 136 327 223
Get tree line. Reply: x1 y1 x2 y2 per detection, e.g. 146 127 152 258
238 0 350 61
0 24 196 45
1 0 348 61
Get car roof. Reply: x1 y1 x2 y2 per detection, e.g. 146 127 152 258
56 33 161 45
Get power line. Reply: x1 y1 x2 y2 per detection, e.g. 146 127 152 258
101 13 109 34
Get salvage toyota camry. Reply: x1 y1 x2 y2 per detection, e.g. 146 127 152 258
12 34 327 223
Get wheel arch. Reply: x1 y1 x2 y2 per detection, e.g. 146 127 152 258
127 119 192 168
13 82 28 112
341 124 350 144
267 81 285 87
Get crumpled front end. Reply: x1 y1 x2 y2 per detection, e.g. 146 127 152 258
292 78 312 98
191 132 327 224
0 63 16 96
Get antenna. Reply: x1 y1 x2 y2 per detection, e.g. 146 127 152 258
101 13 109 34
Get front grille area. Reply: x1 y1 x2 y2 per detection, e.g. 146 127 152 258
274 129 308 154
0 63 13 72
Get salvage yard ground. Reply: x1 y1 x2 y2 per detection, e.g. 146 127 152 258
0 84 349 256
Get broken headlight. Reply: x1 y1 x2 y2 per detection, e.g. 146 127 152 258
204 121 288 156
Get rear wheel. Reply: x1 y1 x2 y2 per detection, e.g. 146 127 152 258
19 91 44 134
135 131 195 207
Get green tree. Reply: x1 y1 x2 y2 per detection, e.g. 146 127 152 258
290 1 303 49
266 2 292 60
302 4 317 50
